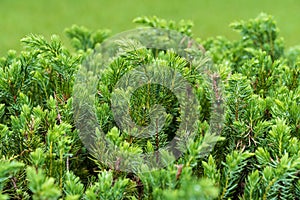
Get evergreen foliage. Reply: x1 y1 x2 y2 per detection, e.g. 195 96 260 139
0 13 299 199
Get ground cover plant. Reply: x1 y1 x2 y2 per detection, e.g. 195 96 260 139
0 13 300 199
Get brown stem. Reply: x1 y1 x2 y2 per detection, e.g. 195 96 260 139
11 177 18 191
66 155 70 171
175 164 183 180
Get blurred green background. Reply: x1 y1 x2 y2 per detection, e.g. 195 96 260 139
1 0 300 55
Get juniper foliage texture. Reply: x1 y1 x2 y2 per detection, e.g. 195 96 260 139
0 13 299 199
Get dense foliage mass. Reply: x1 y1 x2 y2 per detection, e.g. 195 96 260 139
0 13 300 199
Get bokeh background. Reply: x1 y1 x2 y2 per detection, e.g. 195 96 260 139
1 0 300 55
